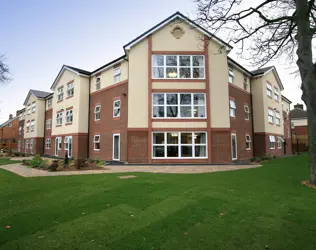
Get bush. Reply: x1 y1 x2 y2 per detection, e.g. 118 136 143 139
28 155 43 168
49 160 59 172
22 159 30 166
39 159 51 169
251 157 261 163
261 155 272 161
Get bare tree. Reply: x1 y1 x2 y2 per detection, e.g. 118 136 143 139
195 0 316 184
0 55 11 85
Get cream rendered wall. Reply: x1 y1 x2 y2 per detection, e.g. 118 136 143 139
282 99 291 113
152 21 204 51
24 94 46 139
208 39 230 128
52 70 89 136
251 77 266 133
262 71 284 135
230 67 250 93
152 81 205 90
90 60 128 93
128 38 149 128
152 122 207 128
292 118 308 126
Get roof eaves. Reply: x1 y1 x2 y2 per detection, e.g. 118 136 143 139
91 55 126 76
228 57 253 76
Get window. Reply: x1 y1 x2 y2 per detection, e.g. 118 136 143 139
64 137 69 150
268 109 274 123
58 87 64 101
228 67 234 84
27 104 31 114
288 129 291 138
113 100 121 117
274 87 279 101
244 105 250 120
152 93 206 118
243 74 248 90
30 120 35 132
26 122 30 133
46 138 51 149
31 102 36 113
246 134 251 150
275 111 281 125
277 137 283 149
96 77 101 91
94 105 101 120
30 139 34 153
269 135 275 149
8 123 12 128
19 126 23 135
57 137 62 150
46 119 52 129
66 109 73 123
56 112 63 125
47 99 52 109
114 67 121 83
67 83 74 97
267 83 272 97
25 140 29 149
291 122 294 129
152 55 205 79
93 135 100 151
230 100 236 117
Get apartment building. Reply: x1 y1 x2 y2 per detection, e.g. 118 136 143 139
0 114 19 150
290 103 308 152
16 11 293 163
17 108 25 152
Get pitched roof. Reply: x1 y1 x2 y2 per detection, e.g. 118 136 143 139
23 89 52 106
281 95 292 104
123 11 232 51
251 66 274 76
227 57 252 76
64 65 91 76
290 108 307 119
0 116 17 128
91 55 126 76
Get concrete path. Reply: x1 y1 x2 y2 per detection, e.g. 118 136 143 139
0 163 261 177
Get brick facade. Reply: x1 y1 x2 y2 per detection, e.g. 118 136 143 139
0 117 19 151
283 111 292 155
211 130 232 164
24 137 44 155
254 133 284 157
44 108 53 156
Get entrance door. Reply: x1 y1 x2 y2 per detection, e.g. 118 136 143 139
55 137 59 156
231 133 237 160
113 134 120 161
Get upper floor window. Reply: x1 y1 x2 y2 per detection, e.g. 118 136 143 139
27 104 31 114
46 119 52 129
66 109 73 123
246 134 251 150
46 138 51 149
243 75 248 90
96 77 101 91
228 67 234 84
267 83 272 97
152 55 205 79
93 135 100 151
31 102 36 113
30 120 35 132
56 112 63 125
47 99 52 109
274 87 279 101
113 100 121 117
275 111 281 125
230 100 236 117
67 83 74 97
94 105 101 121
152 93 206 118
19 126 23 135
8 123 12 128
26 122 30 133
244 105 250 120
268 109 274 123
114 67 121 83
58 87 64 101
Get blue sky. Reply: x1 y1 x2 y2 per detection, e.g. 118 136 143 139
0 0 302 123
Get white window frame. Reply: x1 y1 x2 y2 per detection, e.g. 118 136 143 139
93 135 100 151
230 100 236 117
30 120 35 132
152 132 208 159
46 119 52 129
67 82 74 97
228 67 234 84
94 105 101 121
269 135 276 149
56 112 63 125
152 55 205 79
57 87 64 101
66 109 73 123
246 134 251 150
268 109 274 123
274 87 279 101
231 133 238 160
57 137 62 150
8 123 12 128
30 139 34 154
244 105 250 120
27 104 31 114
152 93 206 119
26 122 30 133
46 138 51 149
113 100 121 117
96 77 101 91
243 74 248 90
277 137 283 149
267 83 272 97
112 133 120 161
64 136 69 150
114 67 121 83
47 99 52 109
31 102 36 113
275 111 281 125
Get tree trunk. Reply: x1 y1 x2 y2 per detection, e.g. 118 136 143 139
295 0 316 184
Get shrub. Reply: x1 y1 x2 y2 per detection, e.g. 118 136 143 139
22 159 30 166
39 159 51 169
28 155 43 168
49 160 59 172
261 155 272 161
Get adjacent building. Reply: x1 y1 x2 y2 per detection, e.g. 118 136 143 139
290 103 308 152
0 114 19 151
13 11 294 163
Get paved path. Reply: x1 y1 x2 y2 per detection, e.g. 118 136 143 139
0 163 261 177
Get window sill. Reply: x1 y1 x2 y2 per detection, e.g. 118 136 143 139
267 95 273 99
152 118 207 122
94 120 100 123
57 100 63 103
65 123 73 126
269 122 274 125
113 117 121 120
56 125 62 127
230 116 236 119
66 96 74 100
152 79 205 82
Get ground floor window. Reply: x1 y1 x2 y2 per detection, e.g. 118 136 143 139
245 134 251 150
152 132 207 158
46 138 51 149
269 135 275 149
57 137 62 150
277 137 283 149
94 135 100 151
30 139 34 153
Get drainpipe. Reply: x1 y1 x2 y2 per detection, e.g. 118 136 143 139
250 86 256 158
87 76 91 159
43 99 47 156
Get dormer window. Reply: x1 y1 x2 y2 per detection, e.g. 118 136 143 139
114 67 121 83
58 87 64 101
96 77 101 90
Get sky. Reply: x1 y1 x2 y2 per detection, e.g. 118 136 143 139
0 0 304 123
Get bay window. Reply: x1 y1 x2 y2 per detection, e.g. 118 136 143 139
268 109 274 123
152 132 207 158
152 55 205 79
152 93 206 118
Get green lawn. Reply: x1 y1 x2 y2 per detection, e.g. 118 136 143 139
0 155 315 249
0 158 22 166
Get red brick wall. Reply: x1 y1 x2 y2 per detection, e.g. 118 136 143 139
229 85 253 160
89 81 128 161
283 111 292 155
24 137 44 155
0 118 19 150
17 119 24 152
211 131 231 164
254 133 284 157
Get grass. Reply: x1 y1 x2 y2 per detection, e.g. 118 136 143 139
0 154 315 249
0 158 22 166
